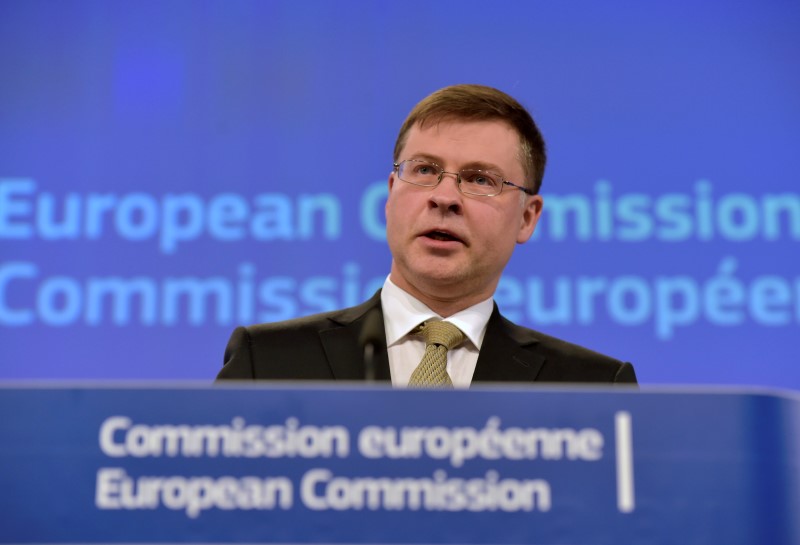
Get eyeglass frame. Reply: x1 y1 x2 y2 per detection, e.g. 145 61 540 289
392 159 536 197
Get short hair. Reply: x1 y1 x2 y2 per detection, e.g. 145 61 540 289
393 84 547 193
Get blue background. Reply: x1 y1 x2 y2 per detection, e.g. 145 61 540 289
1 0 798 387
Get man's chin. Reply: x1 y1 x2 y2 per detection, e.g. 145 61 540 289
410 267 473 292
394 254 478 289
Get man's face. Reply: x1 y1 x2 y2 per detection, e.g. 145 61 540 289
385 118 543 312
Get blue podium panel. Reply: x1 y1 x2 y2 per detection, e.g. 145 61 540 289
0 385 798 544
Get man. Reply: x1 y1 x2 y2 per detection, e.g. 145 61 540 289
217 84 636 386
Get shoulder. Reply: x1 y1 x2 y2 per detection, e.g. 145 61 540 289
495 312 637 384
216 292 382 380
242 291 381 339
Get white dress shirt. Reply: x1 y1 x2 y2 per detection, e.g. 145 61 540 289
380 276 494 388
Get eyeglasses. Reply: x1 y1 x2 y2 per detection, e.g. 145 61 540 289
393 159 535 197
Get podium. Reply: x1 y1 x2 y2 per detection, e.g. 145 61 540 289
1 384 798 544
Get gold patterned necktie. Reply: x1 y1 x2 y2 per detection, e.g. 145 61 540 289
408 321 465 388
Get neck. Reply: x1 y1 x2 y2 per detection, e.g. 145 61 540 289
389 273 493 318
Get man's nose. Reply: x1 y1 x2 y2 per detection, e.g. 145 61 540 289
428 171 463 211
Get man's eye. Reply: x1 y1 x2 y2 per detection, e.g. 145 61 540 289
415 164 438 176
463 172 497 186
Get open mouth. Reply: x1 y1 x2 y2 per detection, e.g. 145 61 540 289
424 230 463 243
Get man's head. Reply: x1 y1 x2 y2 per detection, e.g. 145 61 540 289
385 84 546 316
393 84 546 194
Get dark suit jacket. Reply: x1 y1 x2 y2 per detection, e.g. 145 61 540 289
217 290 636 384
217 291 636 383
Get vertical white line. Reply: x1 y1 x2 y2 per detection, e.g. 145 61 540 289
615 410 635 513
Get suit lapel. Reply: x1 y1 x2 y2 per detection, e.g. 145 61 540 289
471 307 546 384
318 291 391 382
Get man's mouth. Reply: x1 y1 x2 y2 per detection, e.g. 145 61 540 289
423 230 464 243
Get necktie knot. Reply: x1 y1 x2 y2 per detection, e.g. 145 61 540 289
419 321 465 350
408 321 464 388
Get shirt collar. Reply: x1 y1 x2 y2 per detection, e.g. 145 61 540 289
381 276 493 349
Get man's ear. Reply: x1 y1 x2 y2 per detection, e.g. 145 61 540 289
517 194 543 244
385 172 396 216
